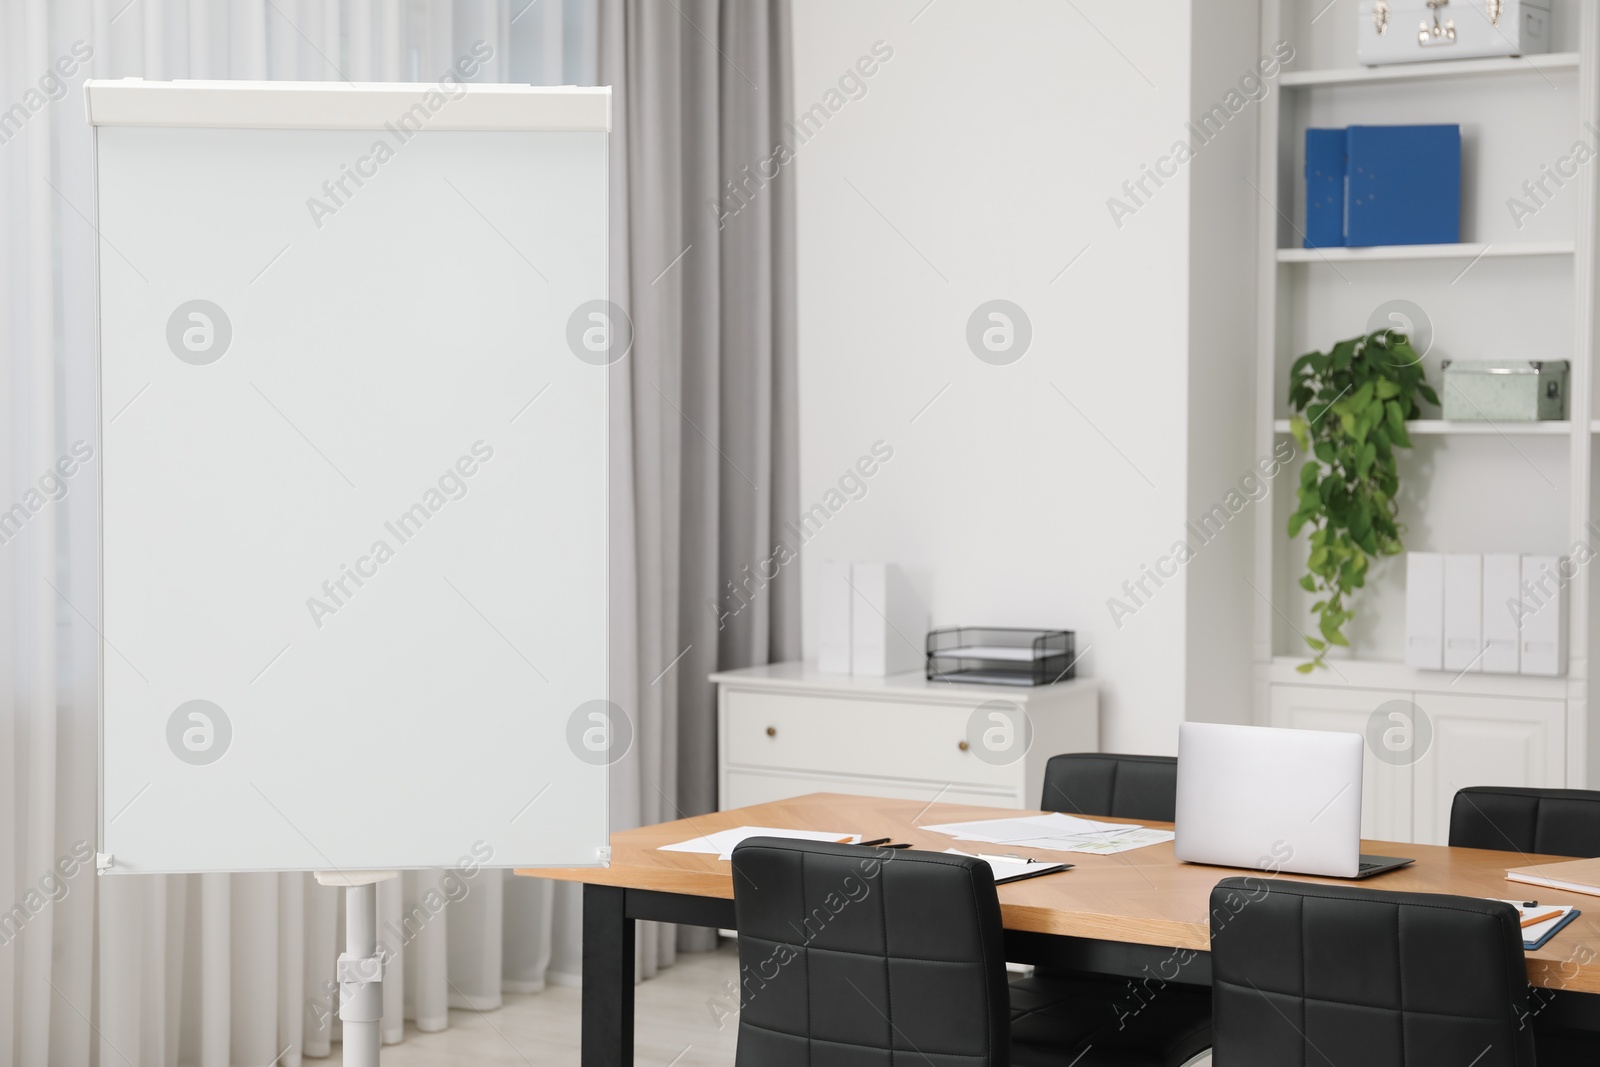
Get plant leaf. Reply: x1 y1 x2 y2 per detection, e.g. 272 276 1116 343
1355 441 1377 480
1282 328 1424 663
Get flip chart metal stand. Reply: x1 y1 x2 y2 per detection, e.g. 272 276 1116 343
316 871 397 1067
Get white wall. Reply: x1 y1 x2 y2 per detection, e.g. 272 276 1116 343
791 2 1259 752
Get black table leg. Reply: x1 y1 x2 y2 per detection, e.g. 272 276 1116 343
583 884 635 1067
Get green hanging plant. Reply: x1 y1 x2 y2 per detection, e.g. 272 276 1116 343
1286 329 1438 673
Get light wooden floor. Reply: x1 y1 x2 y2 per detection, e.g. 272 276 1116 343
373 940 1212 1067
377 943 742 1067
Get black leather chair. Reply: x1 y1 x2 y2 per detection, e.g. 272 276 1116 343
730 838 1212 1067
1450 785 1600 858
1018 752 1204 1061
1450 785 1600 1052
1210 876 1539 1065
1039 752 1179 823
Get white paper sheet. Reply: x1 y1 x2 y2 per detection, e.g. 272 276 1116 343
922 813 1172 855
921 812 1131 843
658 826 860 860
1012 828 1175 855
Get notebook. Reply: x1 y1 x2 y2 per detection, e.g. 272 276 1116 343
1498 900 1582 950
943 848 1072 885
1506 856 1600 899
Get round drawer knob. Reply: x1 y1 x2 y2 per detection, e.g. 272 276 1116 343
957 740 970 752
766 726 777 738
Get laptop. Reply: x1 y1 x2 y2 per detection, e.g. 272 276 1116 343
1175 722 1413 880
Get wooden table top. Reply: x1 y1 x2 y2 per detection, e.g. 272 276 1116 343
517 792 1600 993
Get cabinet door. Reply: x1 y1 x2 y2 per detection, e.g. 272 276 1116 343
1410 693 1565 846
1269 685 1415 843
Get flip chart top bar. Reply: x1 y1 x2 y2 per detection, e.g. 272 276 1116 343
84 79 612 132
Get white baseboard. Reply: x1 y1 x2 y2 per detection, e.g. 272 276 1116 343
501 979 548 994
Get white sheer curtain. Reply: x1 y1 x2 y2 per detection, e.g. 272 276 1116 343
0 3 597 1064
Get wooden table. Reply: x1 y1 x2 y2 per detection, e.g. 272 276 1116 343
518 792 1600 1067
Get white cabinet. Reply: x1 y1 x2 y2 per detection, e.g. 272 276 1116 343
1269 668 1566 846
1269 685 1414 842
713 662 1100 811
1411 694 1566 845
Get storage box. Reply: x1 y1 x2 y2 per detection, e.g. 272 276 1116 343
1405 552 1444 670
851 563 927 677
817 561 853 674
1346 125 1460 246
1481 553 1521 673
1441 360 1568 421
1443 553 1483 672
1358 0 1551 66
1520 556 1567 676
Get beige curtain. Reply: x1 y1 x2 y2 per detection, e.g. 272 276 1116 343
599 0 800 971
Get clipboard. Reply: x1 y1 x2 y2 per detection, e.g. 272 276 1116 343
944 849 1073 885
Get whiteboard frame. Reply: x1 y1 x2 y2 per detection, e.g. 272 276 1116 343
87 81 614 874
84 79 611 132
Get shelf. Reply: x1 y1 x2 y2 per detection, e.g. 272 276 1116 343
1277 241 1574 263
1264 657 1568 700
1281 52 1580 88
1273 419 1571 436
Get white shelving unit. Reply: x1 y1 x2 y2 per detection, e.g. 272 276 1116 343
1252 2 1599 841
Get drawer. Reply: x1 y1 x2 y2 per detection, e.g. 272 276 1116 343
722 769 1020 812
722 690 1022 788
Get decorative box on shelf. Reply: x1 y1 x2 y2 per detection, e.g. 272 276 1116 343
1357 0 1551 66
1441 360 1569 421
926 627 1076 687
